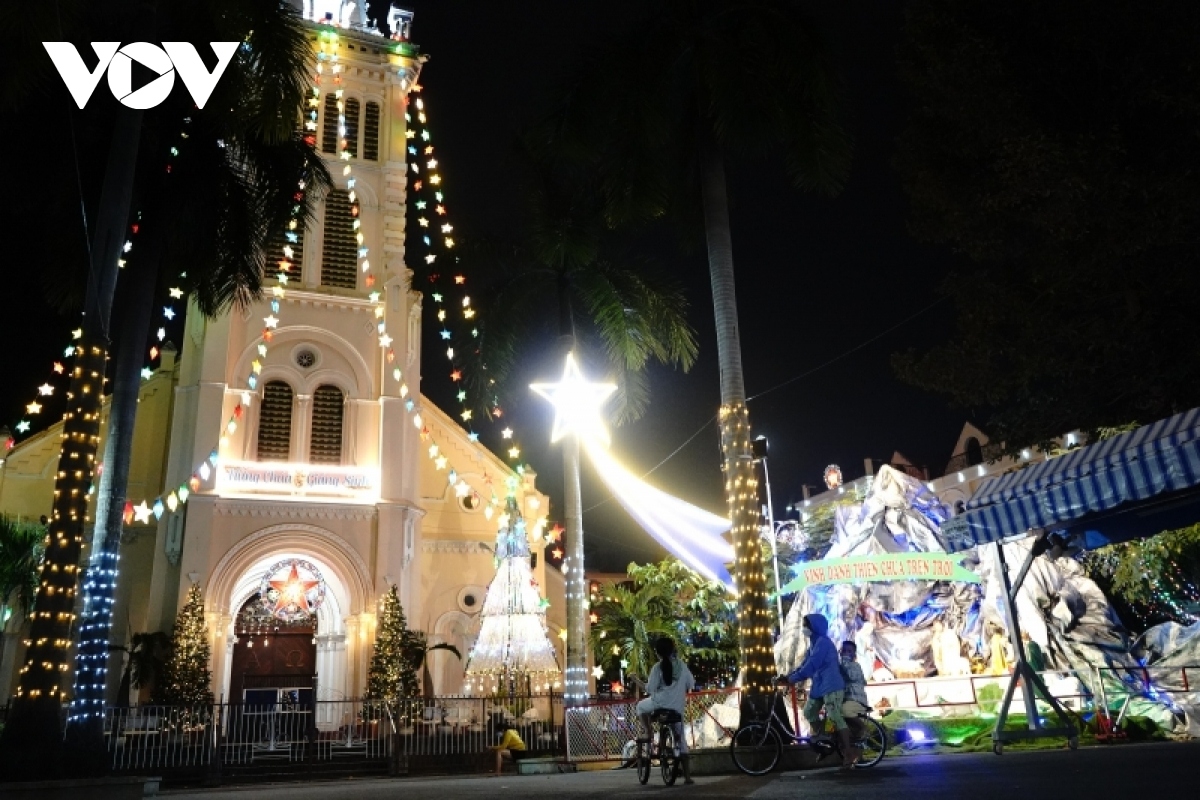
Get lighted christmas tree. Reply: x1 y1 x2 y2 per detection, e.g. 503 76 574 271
465 496 561 692
367 585 420 699
156 584 213 706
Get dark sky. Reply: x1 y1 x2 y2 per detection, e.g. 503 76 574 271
0 1 970 573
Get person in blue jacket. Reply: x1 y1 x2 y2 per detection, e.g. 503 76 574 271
779 614 861 768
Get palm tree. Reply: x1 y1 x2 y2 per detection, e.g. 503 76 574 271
66 0 329 741
0 516 45 677
404 631 462 697
461 142 699 703
543 0 851 704
112 631 172 708
590 581 676 682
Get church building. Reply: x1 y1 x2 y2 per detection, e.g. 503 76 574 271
0 6 564 707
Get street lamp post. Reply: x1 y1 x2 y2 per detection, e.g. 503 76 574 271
752 436 783 633
532 352 617 706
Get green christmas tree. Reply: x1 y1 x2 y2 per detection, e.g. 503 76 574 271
367 585 420 699
155 584 214 705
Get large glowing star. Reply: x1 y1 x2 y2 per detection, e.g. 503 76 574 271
530 353 617 445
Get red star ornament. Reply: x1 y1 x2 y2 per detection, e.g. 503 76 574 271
269 563 320 616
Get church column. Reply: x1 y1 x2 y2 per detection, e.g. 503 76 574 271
293 393 313 462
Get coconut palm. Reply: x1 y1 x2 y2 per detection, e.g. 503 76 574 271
112 631 172 708
460 141 699 704
0 516 45 677
543 0 851 702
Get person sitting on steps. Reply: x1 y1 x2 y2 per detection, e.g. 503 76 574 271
778 614 862 770
636 636 696 785
488 722 526 776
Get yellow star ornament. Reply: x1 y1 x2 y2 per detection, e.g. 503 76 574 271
530 352 617 446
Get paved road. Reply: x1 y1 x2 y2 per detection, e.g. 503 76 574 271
165 741 1196 800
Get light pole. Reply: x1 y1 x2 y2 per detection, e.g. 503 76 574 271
531 352 616 706
751 436 783 633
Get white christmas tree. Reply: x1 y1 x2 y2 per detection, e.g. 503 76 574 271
465 495 562 692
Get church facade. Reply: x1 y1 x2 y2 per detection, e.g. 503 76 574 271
0 17 563 706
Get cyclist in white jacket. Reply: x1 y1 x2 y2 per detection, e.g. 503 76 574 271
636 637 695 784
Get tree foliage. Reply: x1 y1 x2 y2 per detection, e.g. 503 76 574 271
590 559 737 686
1085 525 1200 626
155 585 212 706
893 0 1200 448
458 139 698 425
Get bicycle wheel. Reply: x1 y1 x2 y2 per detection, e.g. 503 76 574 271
637 742 651 785
730 722 781 776
660 726 679 786
855 716 887 768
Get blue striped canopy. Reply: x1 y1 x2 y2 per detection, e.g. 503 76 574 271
941 408 1200 553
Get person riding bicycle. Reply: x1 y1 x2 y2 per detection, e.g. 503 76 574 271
637 637 695 785
778 614 862 769
839 641 870 741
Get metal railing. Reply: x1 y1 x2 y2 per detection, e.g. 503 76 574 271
102 693 563 775
565 689 740 762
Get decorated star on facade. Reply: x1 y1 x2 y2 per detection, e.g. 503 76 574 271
591 665 605 680
141 367 153 380
37 384 54 396
440 329 451 340
435 455 448 470
508 446 520 459
169 287 184 299
501 427 514 439
530 352 617 445
163 306 176 320
263 315 279 328
25 402 41 414
15 421 30 434
269 563 320 616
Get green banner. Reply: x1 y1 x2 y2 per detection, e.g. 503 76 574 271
776 552 980 596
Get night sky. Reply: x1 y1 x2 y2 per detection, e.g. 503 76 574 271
1 1 970 573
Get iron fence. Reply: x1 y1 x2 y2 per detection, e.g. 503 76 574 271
564 689 741 763
100 693 563 776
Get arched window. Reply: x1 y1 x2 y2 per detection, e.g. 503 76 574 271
344 98 360 158
320 189 357 289
321 92 339 154
309 385 345 464
363 101 380 161
965 437 984 467
257 381 294 461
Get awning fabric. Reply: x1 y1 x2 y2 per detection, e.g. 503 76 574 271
941 408 1200 553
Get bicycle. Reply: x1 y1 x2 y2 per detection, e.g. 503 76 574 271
634 708 684 786
730 686 888 776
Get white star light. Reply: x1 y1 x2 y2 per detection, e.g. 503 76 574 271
591 665 605 680
530 353 617 445
38 384 54 396
132 502 152 524
169 287 184 299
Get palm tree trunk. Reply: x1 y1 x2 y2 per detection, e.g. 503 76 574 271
556 272 589 705
67 230 159 742
698 133 774 708
0 106 142 776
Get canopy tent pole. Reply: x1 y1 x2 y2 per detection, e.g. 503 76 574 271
990 536 1079 754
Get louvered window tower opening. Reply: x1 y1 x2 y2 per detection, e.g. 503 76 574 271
320 189 357 289
363 102 380 161
266 220 305 276
310 385 345 465
344 98 360 158
321 92 339 154
257 381 294 461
